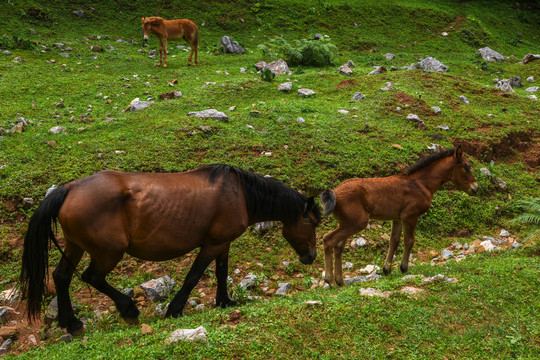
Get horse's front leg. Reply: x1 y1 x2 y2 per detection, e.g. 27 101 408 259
166 244 227 318
323 232 336 286
161 38 168 67
400 218 418 274
334 239 347 286
383 220 402 275
215 244 236 308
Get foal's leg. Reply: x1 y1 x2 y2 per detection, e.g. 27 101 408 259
215 244 236 308
166 244 228 318
161 38 168 67
81 257 139 324
383 220 402 275
53 241 85 335
400 218 418 273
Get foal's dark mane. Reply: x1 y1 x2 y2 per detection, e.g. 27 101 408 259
404 148 456 175
204 164 321 225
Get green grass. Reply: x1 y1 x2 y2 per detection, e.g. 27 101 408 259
0 0 539 358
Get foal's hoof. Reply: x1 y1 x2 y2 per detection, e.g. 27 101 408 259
399 264 409 274
383 265 392 276
67 319 85 336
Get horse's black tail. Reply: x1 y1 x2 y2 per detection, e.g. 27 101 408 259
320 190 336 216
19 186 70 321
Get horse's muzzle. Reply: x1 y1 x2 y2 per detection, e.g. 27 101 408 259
143 35 148 41
299 250 317 265
469 182 479 195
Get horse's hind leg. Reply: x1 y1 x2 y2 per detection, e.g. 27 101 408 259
383 220 402 275
166 243 228 318
81 258 139 324
215 244 235 308
323 223 363 286
160 38 168 67
53 241 85 335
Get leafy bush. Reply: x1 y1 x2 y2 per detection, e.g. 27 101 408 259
0 35 35 50
258 37 337 67
260 68 275 82
511 198 540 225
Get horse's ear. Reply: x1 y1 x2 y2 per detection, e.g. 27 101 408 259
303 196 315 217
455 145 463 163
142 17 145 22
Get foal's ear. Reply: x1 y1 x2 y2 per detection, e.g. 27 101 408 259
303 196 315 217
142 17 145 22
455 145 464 163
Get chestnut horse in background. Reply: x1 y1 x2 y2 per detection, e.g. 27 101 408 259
142 16 199 66
20 164 321 335
320 146 478 286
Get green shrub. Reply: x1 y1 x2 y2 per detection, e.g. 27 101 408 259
260 68 275 82
258 37 337 67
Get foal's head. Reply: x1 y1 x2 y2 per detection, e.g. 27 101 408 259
282 197 321 265
141 17 160 41
450 146 478 195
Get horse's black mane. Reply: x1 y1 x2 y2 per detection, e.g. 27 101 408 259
404 148 455 175
204 164 321 225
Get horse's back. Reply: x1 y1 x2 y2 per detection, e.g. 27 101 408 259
164 19 198 40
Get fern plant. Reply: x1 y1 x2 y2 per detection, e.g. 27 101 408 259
258 37 337 67
511 198 540 225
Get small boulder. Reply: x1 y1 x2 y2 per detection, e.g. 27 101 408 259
187 109 229 122
417 57 448 72
478 47 504 62
166 326 207 343
298 88 316 97
522 53 540 64
277 82 292 92
218 36 245 54
368 66 387 75
338 64 353 75
140 275 176 301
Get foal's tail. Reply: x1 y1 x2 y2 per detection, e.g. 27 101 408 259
19 186 70 321
320 190 336 216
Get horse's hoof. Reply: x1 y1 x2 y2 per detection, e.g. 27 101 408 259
124 317 140 325
67 319 85 336
383 266 392 276
399 264 408 274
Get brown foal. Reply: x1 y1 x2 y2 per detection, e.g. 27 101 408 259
142 16 199 67
320 146 478 286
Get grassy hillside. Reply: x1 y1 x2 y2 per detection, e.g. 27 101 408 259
0 0 538 358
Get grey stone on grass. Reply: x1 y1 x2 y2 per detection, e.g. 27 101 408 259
459 95 470 104
298 88 315 97
276 282 291 296
218 36 245 54
352 92 365 101
140 275 176 301
187 109 229 122
166 326 207 343
478 47 504 62
417 57 448 72
277 82 292 92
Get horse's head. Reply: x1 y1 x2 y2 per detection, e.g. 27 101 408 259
141 17 161 41
282 197 321 265
450 145 479 195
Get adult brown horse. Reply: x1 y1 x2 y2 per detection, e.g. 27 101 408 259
320 146 478 286
142 16 199 67
20 164 321 335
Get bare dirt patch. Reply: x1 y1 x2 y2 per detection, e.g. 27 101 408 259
336 79 357 88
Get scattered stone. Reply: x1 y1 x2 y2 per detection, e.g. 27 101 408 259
496 79 515 93
166 326 207 343
400 286 424 296
509 77 522 88
155 303 169 316
239 274 258 289
91 45 103 52
254 221 273 231
129 98 154 111
263 59 292 76
141 323 154 335
0 339 12 354
522 53 540 64
402 274 425 281
417 56 448 72
351 236 367 248
344 276 367 285
526 86 539 93
159 91 182 100
441 32 448 36
511 242 522 249
57 334 73 343
380 82 393 91
304 300 322 306
437 125 450 131
2 50 12 56
526 76 534 82
277 82 292 92
346 60 356 67
27 334 37 346
140 275 176 301
422 274 457 284
218 36 245 54
479 240 496 252
72 10 85 18
407 113 425 128
459 95 470 104
254 61 266 71
298 88 315 97
359 288 390 298
352 92 365 101
187 109 229 122
276 282 291 296
314 33 323 40
296 117 305 123
121 288 134 298
528 95 537 100
477 47 504 62
368 66 387 75
499 229 510 238
343 262 354 270
338 64 353 75
385 53 395 60
49 126 66 134
432 106 442 114
359 264 380 274
338 109 350 114
440 249 454 260
492 177 506 190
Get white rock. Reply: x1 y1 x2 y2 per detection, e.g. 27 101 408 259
298 88 316 97
49 126 66 134
479 240 496 252
359 264 380 274
478 47 505 62
187 109 229 122
166 326 207 343
499 229 510 238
